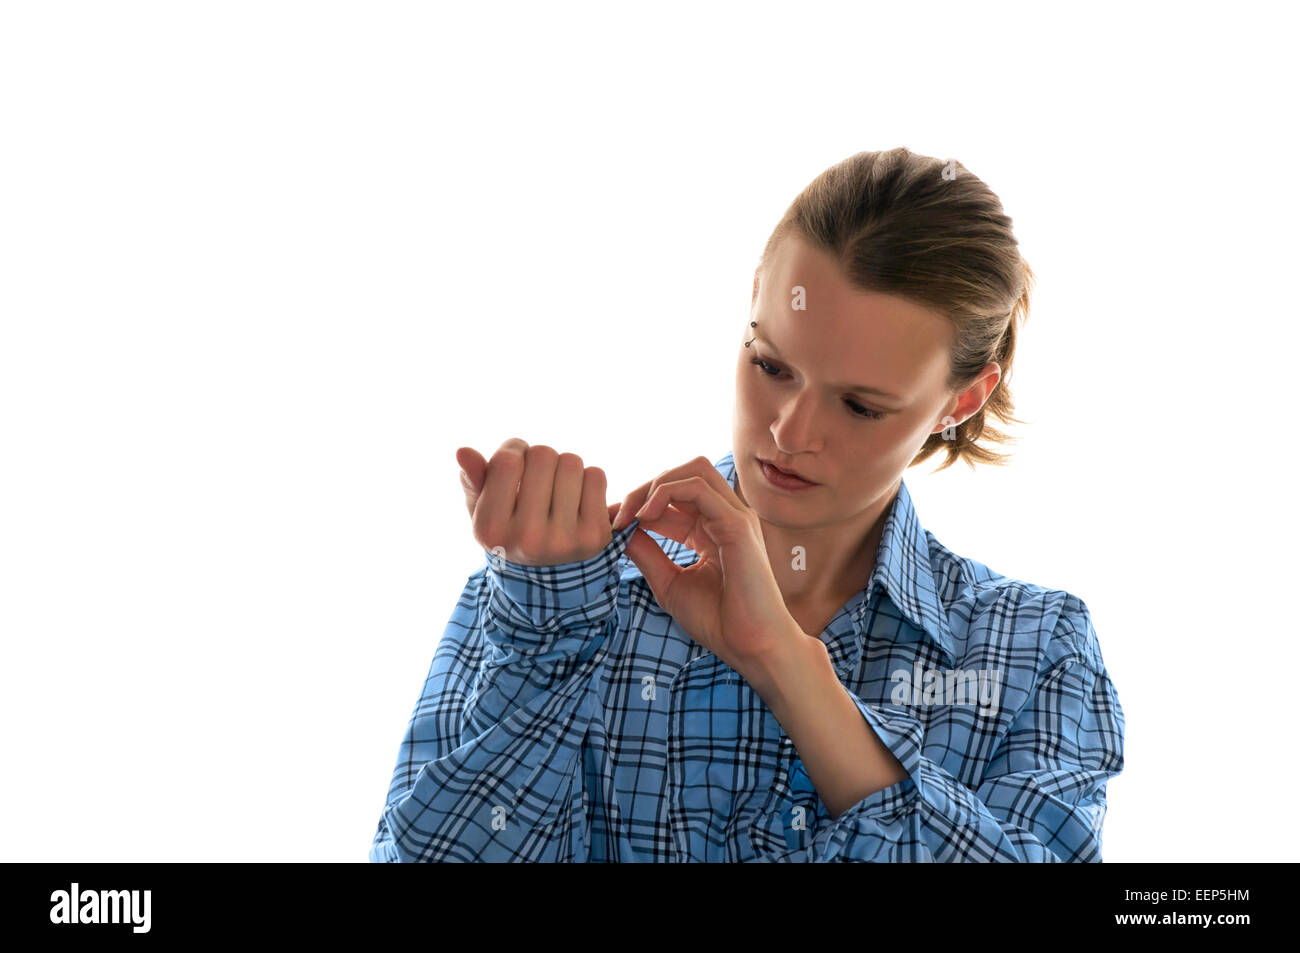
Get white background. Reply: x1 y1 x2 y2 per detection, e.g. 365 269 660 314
2 0 1295 862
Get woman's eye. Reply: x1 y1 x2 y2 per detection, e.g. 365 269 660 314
750 356 884 421
846 399 884 420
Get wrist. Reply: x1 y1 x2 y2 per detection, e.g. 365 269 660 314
744 627 832 716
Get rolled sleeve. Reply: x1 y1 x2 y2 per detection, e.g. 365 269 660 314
759 602 1125 862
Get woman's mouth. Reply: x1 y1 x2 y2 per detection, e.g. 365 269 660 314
757 457 818 491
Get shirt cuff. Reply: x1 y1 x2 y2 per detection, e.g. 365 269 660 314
833 694 926 818
482 520 640 637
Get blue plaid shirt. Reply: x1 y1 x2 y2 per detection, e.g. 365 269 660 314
369 450 1125 861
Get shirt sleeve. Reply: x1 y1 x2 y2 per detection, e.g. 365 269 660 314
368 523 637 862
757 597 1125 862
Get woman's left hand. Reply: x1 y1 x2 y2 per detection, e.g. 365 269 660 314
611 457 806 682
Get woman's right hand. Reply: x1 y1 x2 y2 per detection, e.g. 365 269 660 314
457 438 621 567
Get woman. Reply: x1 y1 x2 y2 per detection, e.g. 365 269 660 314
369 147 1126 862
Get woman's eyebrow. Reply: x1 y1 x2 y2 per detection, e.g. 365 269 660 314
751 333 902 400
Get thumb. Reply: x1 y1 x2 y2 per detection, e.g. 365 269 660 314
622 526 683 612
456 447 488 516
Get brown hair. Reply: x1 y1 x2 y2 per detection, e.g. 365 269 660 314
756 147 1034 471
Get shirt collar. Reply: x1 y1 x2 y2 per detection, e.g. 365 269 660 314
717 450 956 674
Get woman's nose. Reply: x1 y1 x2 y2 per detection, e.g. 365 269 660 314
771 394 822 452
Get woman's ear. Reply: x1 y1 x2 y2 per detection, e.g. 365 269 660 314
940 363 1002 430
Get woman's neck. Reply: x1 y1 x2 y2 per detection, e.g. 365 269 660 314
759 494 892 612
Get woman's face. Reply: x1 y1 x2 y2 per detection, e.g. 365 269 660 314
733 232 974 526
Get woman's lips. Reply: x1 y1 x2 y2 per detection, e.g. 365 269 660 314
758 457 818 490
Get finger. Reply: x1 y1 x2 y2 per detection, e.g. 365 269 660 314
676 456 747 510
652 457 740 504
514 444 558 532
638 475 739 527
476 438 528 534
615 460 699 530
630 500 698 546
615 456 741 531
579 466 610 530
456 446 488 518
622 526 686 611
612 480 651 532
551 452 585 527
